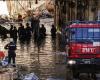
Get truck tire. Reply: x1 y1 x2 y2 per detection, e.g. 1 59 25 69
91 73 97 80
72 70 80 79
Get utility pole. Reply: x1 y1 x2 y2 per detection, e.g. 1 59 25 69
29 0 31 8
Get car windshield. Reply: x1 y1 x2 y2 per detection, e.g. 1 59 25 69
70 28 100 42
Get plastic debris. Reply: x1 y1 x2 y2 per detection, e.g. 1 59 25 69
1 57 8 66
47 78 65 80
23 73 39 80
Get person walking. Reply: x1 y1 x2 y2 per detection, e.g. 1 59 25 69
4 38 17 67
39 24 46 38
12 26 18 44
51 24 56 38
9 25 14 38
18 23 26 41
26 23 32 38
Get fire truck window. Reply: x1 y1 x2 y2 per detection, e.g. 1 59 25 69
71 28 100 41
88 28 100 40
76 28 82 39
93 29 100 39
72 31 75 34
71 28 76 40
88 28 94 39
83 28 88 39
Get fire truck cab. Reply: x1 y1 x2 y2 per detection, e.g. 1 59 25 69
67 21 100 78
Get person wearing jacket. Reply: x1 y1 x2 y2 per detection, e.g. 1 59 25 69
4 38 17 67
51 24 56 38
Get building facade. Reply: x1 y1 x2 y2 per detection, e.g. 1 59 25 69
54 0 100 31
6 0 45 19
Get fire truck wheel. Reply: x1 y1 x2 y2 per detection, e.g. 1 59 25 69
91 73 97 80
72 70 80 79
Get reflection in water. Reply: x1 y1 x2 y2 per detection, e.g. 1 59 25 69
0 35 66 80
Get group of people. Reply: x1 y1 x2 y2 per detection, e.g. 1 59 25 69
4 23 32 67
9 23 57 43
4 20 57 67
38 24 57 41
9 23 32 43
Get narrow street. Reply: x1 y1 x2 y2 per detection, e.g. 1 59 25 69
0 0 100 79
0 18 66 80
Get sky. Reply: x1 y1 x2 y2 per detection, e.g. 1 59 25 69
0 1 9 15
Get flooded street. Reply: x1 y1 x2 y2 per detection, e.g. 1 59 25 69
0 0 100 80
16 36 66 80
0 19 100 80
0 18 66 80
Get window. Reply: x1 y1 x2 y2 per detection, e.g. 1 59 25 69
71 28 100 41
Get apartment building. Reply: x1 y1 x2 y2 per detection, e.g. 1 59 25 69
6 0 45 18
54 0 100 30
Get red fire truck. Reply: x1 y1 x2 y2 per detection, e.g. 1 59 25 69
67 21 100 78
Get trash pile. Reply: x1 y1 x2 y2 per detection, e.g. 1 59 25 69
0 57 8 67
16 72 39 80
22 73 39 80
0 67 18 80
47 78 65 80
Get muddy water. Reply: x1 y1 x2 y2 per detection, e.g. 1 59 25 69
0 35 66 80
0 18 66 80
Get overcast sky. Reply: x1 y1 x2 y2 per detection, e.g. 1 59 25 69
0 1 9 15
